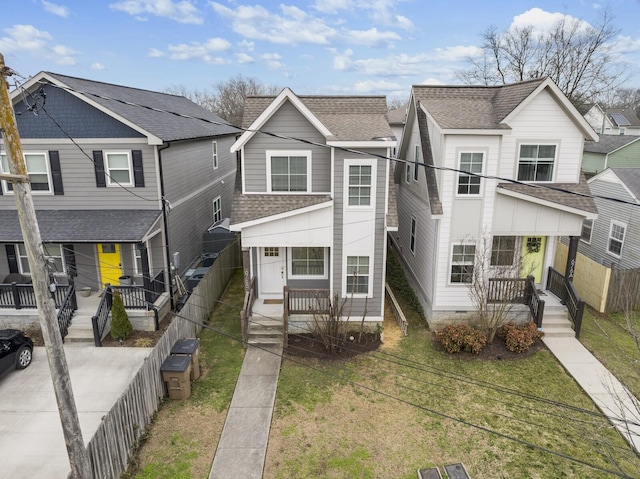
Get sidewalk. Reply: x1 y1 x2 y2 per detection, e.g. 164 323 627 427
543 336 640 452
209 344 283 479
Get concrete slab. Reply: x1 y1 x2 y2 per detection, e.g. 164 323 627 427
240 346 282 375
230 375 279 408
218 407 273 448
0 345 151 479
209 448 265 479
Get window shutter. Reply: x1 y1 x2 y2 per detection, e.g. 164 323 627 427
63 244 77 277
5 244 18 274
49 151 64 195
132 150 145 187
93 150 106 187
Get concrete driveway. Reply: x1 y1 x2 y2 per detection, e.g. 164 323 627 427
0 344 151 478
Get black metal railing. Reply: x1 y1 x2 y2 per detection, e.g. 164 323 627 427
547 267 565 300
149 270 165 303
286 288 331 314
111 285 148 310
524 276 545 328
0 282 71 309
57 282 77 340
546 266 585 338
92 285 113 347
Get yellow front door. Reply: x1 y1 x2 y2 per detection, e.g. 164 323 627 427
521 236 546 283
97 243 122 288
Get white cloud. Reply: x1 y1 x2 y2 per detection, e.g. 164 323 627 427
613 35 640 54
313 0 352 14
236 52 254 64
262 52 285 69
42 1 70 18
110 0 203 24
396 15 414 32
315 0 409 29
344 28 400 48
510 8 588 35
431 45 484 62
91 62 106 70
210 2 336 45
420 77 445 85
353 79 402 93
0 24 77 65
238 39 255 52
148 47 165 57
331 48 353 70
167 37 231 63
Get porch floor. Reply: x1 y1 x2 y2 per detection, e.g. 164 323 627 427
250 299 284 323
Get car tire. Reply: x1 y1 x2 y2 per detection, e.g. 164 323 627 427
16 346 32 369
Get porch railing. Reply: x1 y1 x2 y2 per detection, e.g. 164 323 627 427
287 288 331 314
546 266 585 338
524 276 545 328
488 277 528 303
149 270 165 304
92 285 113 347
240 277 256 347
57 282 77 340
0 282 71 309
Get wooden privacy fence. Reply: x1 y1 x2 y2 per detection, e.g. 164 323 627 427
77 239 240 479
605 265 640 313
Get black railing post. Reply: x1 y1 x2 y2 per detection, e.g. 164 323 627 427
92 315 102 347
574 301 585 338
11 282 21 309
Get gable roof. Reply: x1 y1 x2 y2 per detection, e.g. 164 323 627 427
609 168 640 200
387 105 407 126
411 78 597 140
14 72 239 143
232 88 394 151
584 135 640 155
607 108 640 128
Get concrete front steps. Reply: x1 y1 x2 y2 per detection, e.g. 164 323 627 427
541 304 575 338
65 317 95 343
248 317 284 348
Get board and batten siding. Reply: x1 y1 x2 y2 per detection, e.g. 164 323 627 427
333 147 388 320
579 176 640 269
0 141 158 211
242 101 330 193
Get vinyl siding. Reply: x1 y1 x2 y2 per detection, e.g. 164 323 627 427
582 152 606 174
607 141 640 168
243 101 329 193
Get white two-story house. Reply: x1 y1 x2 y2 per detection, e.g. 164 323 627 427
230 88 396 332
394 78 598 327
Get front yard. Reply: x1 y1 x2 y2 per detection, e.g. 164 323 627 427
125 269 640 478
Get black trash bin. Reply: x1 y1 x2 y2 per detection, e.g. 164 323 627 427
160 355 192 400
171 338 200 380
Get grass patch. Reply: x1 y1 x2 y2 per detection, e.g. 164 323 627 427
386 246 425 324
125 270 246 479
579 307 640 398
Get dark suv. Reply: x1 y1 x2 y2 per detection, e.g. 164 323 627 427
0 329 34 379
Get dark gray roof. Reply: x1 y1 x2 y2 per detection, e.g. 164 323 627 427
0 210 161 242
607 108 640 127
584 135 640 154
413 78 545 130
610 168 640 199
387 105 407 126
44 72 239 142
497 174 597 215
230 195 332 225
242 94 393 142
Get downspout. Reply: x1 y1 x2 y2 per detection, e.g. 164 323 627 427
157 142 174 309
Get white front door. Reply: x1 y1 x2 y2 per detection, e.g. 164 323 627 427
259 247 285 298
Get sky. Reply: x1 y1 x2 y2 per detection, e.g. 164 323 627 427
2 0 640 101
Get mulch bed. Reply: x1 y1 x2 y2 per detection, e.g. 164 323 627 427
430 334 548 361
286 332 382 360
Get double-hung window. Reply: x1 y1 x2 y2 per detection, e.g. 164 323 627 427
346 256 370 295
1 152 51 193
405 162 411 183
18 243 65 275
410 216 417 254
457 152 483 195
608 221 626 257
105 151 133 186
450 244 475 283
268 151 309 192
580 219 594 244
413 145 420 181
290 247 326 277
212 141 218 169
348 165 371 206
491 236 516 266
517 144 556 182
213 196 222 223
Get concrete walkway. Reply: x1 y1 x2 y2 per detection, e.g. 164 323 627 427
209 344 283 479
543 336 640 452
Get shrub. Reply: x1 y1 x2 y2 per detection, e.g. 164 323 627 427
499 321 544 353
111 291 133 341
435 323 487 354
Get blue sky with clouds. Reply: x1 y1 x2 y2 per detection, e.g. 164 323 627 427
2 0 640 100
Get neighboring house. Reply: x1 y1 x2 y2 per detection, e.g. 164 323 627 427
583 104 640 135
577 168 640 269
230 88 396 329
0 71 239 296
582 135 640 174
394 78 598 327
387 104 407 158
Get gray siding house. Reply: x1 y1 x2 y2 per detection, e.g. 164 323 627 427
0 71 238 297
230 88 396 329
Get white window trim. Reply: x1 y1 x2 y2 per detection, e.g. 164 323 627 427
516 142 558 183
18 243 66 276
212 141 219 170
266 150 312 193
410 216 417 255
607 220 626 258
413 144 420 182
448 242 476 286
287 247 328 279
580 219 594 244
213 195 222 223
343 254 372 298
132 245 143 275
344 158 376 210
105 151 133 187
456 151 484 197
405 162 411 184
1 151 52 195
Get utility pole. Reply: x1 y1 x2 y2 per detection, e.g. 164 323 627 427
0 55 92 478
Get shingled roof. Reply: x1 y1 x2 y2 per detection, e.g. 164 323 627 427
39 72 239 142
242 93 393 142
412 78 545 130
230 195 332 225
497 174 597 215
584 135 640 154
609 168 640 199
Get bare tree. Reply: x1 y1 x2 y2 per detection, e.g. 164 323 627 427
166 74 280 127
387 96 409 111
458 9 628 105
